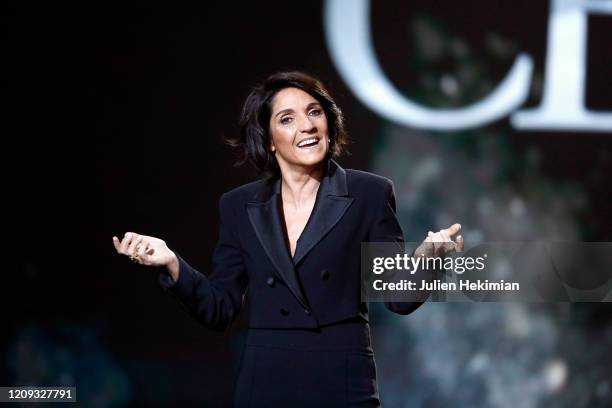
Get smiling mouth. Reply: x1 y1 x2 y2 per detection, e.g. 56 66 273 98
297 137 320 148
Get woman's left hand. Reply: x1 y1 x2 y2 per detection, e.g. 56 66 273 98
414 223 464 258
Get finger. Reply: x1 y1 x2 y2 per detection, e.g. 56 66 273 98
425 231 443 256
133 244 142 259
438 230 452 255
419 238 434 257
137 245 150 264
428 236 437 254
456 235 464 252
132 254 143 264
127 235 143 256
428 241 436 256
429 232 444 255
112 236 121 252
431 232 444 243
120 232 134 253
129 238 144 258
137 241 146 257
440 229 451 242
443 223 462 238
137 241 150 259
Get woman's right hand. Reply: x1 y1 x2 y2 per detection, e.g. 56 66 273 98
112 232 179 279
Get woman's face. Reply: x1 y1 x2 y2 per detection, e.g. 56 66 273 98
268 87 329 172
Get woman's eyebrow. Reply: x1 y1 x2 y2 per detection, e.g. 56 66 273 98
275 108 294 118
274 103 322 118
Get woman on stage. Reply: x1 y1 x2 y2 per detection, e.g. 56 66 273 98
112 71 463 407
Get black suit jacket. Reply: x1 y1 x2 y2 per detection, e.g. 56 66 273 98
159 159 424 331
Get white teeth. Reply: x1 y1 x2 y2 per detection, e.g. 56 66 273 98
297 138 319 147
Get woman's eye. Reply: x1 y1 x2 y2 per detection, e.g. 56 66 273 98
280 117 293 125
309 109 322 116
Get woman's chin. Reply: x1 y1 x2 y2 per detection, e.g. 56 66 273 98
276 148 328 172
283 155 326 170
295 147 326 161
297 154 326 167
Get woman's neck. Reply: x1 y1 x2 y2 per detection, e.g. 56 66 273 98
279 163 324 209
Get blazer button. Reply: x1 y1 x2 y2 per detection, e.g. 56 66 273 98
280 308 290 316
304 308 311 316
321 269 330 280
266 276 275 287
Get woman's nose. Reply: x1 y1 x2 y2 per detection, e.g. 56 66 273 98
298 114 317 133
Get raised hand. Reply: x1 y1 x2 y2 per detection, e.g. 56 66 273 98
112 232 176 269
414 223 464 258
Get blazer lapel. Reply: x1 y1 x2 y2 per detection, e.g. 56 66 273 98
245 159 354 307
293 160 354 266
246 178 309 309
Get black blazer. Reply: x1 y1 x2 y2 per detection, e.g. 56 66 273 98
159 159 423 331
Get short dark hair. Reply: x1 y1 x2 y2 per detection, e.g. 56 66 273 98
227 71 349 177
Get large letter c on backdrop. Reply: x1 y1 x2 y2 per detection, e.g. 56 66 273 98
324 0 533 130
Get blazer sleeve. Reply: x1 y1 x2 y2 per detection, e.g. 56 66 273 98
369 179 428 315
158 193 248 331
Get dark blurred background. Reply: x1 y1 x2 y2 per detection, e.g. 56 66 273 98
7 1 612 406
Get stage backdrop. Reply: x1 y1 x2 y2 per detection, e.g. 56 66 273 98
8 1 612 406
